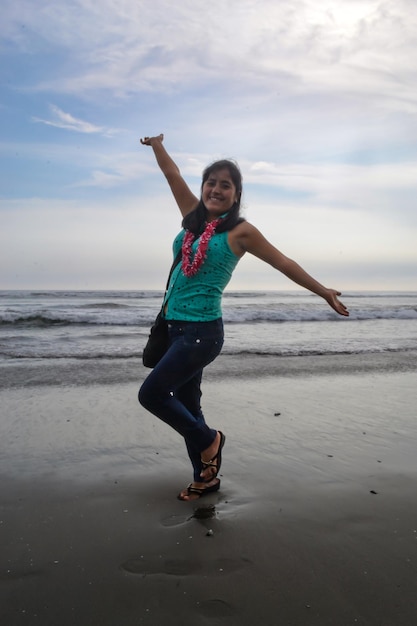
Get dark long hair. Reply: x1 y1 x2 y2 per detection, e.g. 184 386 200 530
182 159 245 235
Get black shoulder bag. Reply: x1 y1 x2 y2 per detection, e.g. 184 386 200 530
142 250 182 368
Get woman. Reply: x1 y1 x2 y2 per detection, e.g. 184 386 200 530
138 133 349 501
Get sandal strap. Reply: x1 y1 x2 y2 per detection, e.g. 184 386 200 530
187 484 204 495
186 481 220 496
187 485 205 496
200 432 225 478
201 460 217 469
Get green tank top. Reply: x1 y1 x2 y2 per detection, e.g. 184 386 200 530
163 229 240 321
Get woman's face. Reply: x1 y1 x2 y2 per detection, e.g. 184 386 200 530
202 168 239 220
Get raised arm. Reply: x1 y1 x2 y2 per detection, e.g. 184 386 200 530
140 134 199 216
232 222 349 316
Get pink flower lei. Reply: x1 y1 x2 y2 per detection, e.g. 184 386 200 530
181 218 222 277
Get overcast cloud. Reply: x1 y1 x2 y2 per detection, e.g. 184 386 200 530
1 0 416 290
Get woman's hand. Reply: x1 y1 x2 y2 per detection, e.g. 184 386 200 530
140 134 164 146
324 289 349 316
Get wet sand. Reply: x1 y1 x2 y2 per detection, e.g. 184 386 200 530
1 359 417 625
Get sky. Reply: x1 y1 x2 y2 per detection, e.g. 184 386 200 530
1 0 416 291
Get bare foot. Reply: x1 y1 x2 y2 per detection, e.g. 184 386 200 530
177 478 220 501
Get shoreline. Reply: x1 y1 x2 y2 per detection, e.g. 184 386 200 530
1 348 416 389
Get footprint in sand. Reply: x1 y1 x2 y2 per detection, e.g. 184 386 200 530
120 555 251 577
197 598 237 618
160 503 217 527
159 513 189 527
121 556 202 576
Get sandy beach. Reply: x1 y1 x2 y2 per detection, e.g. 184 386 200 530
1 354 417 625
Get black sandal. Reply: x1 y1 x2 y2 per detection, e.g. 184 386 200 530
177 479 220 501
201 431 225 479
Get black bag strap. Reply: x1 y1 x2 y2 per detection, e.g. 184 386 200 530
164 249 182 292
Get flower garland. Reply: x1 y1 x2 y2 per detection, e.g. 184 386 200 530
181 218 222 277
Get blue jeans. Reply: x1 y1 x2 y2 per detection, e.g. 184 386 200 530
138 318 224 482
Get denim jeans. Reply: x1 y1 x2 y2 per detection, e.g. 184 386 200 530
138 318 224 481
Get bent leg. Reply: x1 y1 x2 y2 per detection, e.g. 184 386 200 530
176 373 208 481
139 319 223 456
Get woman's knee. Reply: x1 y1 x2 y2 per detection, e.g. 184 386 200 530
138 378 166 411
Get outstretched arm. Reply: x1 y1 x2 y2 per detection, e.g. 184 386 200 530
140 134 199 216
233 222 349 316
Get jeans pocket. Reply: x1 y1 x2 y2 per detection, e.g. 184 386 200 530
183 329 224 366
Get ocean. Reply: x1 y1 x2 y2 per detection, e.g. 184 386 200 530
1 290 416 387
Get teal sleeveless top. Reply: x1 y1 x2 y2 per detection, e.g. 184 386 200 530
163 229 240 322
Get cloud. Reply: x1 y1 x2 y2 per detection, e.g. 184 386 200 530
72 148 417 224
32 105 119 136
3 0 415 113
1 0 416 290
246 159 417 198
1 191 415 291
